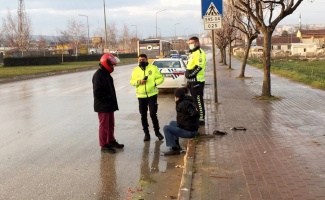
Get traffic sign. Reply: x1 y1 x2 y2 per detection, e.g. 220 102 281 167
203 2 222 30
201 0 223 18
203 15 222 30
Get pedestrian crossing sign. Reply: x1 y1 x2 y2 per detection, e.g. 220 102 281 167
201 0 223 18
205 2 220 16
202 1 222 30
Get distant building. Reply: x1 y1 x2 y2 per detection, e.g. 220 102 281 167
256 34 300 53
297 29 325 47
290 43 318 56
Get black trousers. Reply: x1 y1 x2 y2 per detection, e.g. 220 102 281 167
138 94 160 132
188 82 205 120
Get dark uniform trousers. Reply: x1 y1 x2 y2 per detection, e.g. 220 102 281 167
188 81 205 120
138 94 160 132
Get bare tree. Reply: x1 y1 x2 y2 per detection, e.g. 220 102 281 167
230 0 304 97
119 24 132 53
1 9 32 56
35 35 47 56
229 1 260 77
53 33 70 62
92 22 119 53
129 28 138 53
314 37 325 49
214 27 228 65
93 26 106 51
108 22 118 51
223 2 239 69
60 19 86 56
0 27 4 45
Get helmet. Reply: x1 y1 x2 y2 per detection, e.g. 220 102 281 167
100 53 120 73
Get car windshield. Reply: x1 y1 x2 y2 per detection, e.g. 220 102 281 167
153 61 181 68
181 56 188 60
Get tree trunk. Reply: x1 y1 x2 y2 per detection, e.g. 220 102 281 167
219 47 224 63
261 31 272 97
223 48 227 65
238 37 252 78
228 39 232 69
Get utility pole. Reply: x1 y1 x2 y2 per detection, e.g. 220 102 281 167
156 9 166 38
18 0 25 57
103 0 108 50
174 22 182 39
212 30 218 103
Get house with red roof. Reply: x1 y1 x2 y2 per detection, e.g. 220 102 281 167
297 29 325 47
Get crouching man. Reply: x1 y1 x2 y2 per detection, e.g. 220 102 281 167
163 88 199 156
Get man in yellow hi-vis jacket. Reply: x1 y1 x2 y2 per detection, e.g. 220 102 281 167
185 36 207 125
130 54 165 141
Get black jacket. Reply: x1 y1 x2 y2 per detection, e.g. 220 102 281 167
176 96 199 131
92 65 119 112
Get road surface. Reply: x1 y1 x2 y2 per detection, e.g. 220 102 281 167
0 63 186 200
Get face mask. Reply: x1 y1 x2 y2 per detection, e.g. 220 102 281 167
189 44 195 50
139 62 148 67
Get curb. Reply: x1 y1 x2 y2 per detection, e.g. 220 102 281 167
178 139 196 200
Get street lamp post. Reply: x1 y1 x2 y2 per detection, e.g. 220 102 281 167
156 9 166 38
157 28 161 37
103 0 108 50
174 22 182 39
79 14 89 55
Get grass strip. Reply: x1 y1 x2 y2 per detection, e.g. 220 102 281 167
246 58 325 90
0 58 137 79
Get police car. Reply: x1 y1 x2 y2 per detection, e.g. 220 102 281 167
152 58 187 89
170 50 181 58
180 55 188 65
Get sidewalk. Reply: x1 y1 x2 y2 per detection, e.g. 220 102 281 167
180 57 325 200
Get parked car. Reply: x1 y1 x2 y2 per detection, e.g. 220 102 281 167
170 50 181 58
180 55 188 65
152 58 187 89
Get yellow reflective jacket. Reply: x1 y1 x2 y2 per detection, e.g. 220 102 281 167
130 64 164 98
186 47 206 82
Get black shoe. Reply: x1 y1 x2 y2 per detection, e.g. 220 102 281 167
164 147 181 156
213 130 228 135
175 139 182 150
101 144 116 153
144 130 151 141
199 120 205 125
109 140 124 149
155 131 164 141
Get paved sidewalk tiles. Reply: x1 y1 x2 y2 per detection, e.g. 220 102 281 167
184 57 325 200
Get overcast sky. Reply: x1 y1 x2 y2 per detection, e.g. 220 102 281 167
0 0 324 39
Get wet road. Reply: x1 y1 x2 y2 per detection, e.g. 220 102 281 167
0 64 185 199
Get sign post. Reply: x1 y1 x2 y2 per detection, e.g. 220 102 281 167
202 0 223 103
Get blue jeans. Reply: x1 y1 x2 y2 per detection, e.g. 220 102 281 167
163 121 197 147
